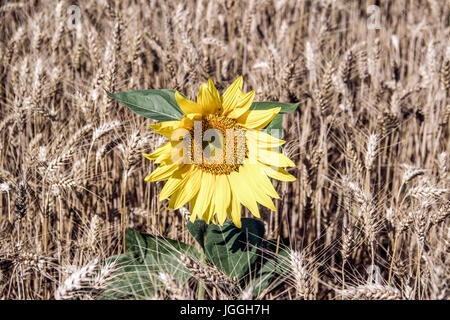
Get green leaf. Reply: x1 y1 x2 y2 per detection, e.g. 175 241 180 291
253 101 298 138
106 89 184 121
245 239 292 298
187 220 208 250
250 101 299 114
263 113 283 142
204 218 265 279
125 228 146 260
248 258 277 297
126 228 199 259
260 239 292 277
99 228 199 299
264 113 283 131
98 252 159 299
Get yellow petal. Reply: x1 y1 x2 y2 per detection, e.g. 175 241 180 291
143 142 172 161
228 171 260 218
228 184 242 228
256 194 276 211
227 90 256 119
145 163 184 182
261 164 296 181
241 163 277 211
189 196 198 223
184 112 203 121
207 79 222 108
178 115 195 130
204 200 215 224
143 141 182 164
221 76 243 114
169 168 202 210
159 166 191 201
237 107 281 130
246 130 285 148
159 176 183 200
246 162 280 199
191 172 215 219
197 80 221 114
151 143 186 166
215 175 231 225
175 91 202 115
248 144 295 167
147 121 180 138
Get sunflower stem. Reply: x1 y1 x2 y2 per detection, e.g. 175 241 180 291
198 250 206 300
121 172 128 253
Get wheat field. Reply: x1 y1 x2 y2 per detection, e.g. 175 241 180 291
0 0 448 300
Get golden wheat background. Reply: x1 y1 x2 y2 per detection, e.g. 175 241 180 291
0 0 448 300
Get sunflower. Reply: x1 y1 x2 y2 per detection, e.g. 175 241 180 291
143 77 296 227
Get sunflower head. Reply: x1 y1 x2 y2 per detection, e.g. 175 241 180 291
144 77 296 228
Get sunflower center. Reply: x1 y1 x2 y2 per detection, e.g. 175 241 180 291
190 114 247 175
